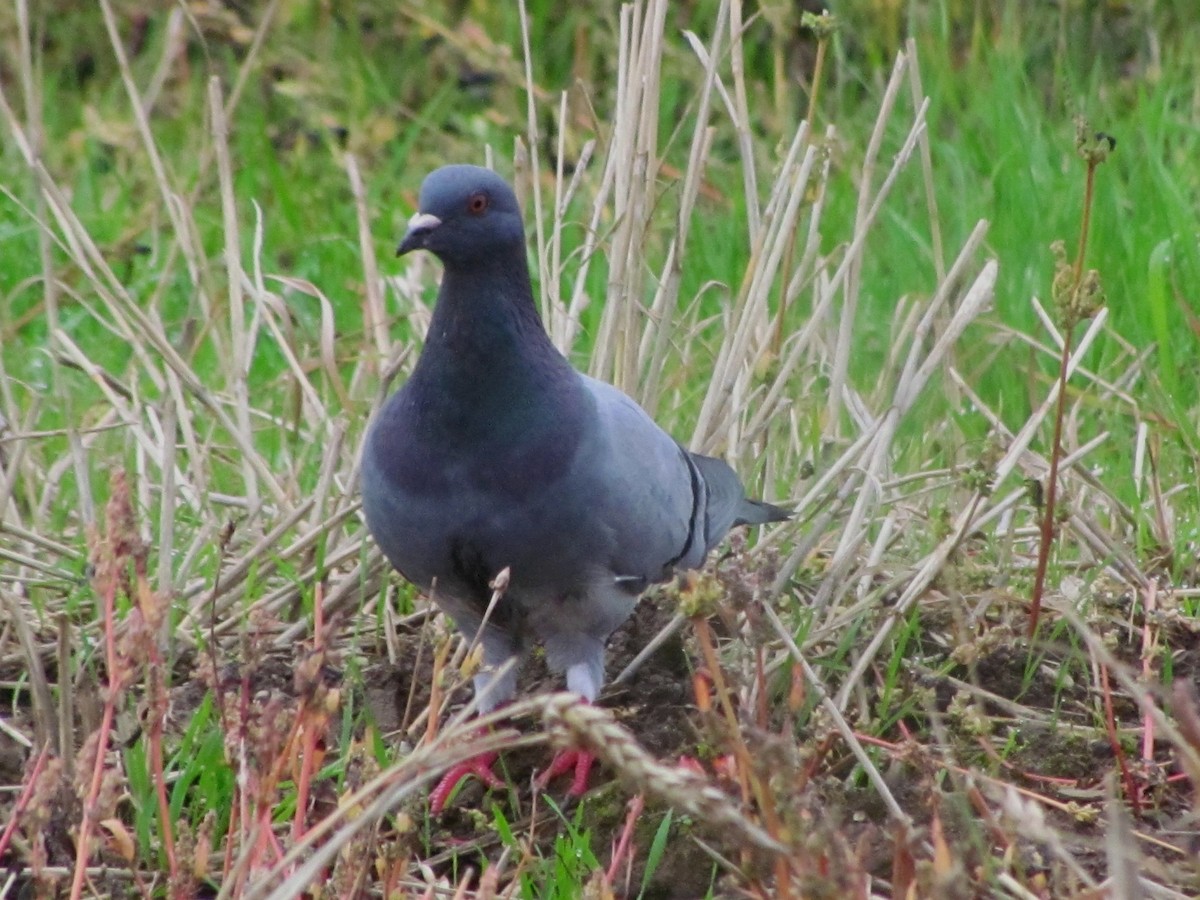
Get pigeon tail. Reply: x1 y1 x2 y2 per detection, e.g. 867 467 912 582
733 497 792 528
687 452 790 550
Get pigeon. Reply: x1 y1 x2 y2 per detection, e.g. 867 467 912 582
361 164 789 810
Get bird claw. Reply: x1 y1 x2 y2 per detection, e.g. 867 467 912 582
430 751 505 813
536 748 596 797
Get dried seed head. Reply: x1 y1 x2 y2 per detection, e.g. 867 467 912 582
539 693 786 854
1072 267 1106 320
1050 240 1074 312
671 570 725 619
801 10 839 40
1075 116 1116 165
1050 240 1106 328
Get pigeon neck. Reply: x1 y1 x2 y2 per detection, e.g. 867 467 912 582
413 254 572 404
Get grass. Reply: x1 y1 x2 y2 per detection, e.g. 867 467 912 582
2 0 1199 897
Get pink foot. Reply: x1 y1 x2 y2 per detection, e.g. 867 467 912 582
430 751 506 813
536 748 597 797
676 753 737 782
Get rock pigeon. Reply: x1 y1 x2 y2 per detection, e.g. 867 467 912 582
361 164 789 809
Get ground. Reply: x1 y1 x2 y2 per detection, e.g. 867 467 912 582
2 555 1198 896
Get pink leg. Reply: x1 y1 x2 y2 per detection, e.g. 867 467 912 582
429 751 506 814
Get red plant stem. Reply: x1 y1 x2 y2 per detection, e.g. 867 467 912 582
290 715 318 844
146 664 178 881
1101 664 1142 815
1029 155 1101 636
754 648 769 728
691 618 753 806
805 34 828 127
70 574 120 900
1028 327 1073 636
604 793 644 888
1140 584 1158 769
973 735 1079 786
692 617 790 896
291 587 324 844
0 742 52 859
1074 161 1096 288
221 787 240 883
231 671 255 897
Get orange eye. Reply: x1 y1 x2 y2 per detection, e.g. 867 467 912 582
467 193 488 215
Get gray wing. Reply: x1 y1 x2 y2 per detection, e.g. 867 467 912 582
580 376 710 582
581 376 791 586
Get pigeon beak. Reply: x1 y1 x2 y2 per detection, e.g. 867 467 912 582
397 212 442 256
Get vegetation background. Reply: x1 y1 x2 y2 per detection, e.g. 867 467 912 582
1 0 1198 897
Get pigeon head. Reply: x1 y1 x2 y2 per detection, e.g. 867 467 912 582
397 165 525 266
